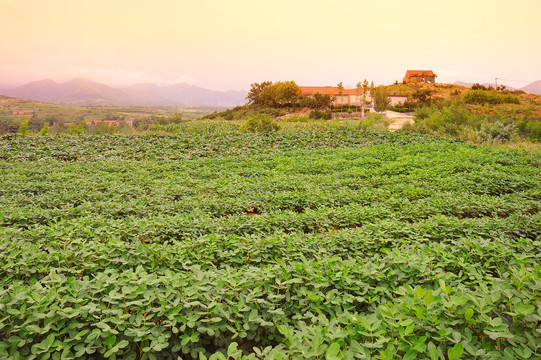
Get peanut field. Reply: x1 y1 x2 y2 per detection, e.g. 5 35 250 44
1 127 540 359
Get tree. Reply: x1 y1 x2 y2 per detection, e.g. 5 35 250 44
412 89 433 106
356 82 362 112
337 82 344 112
300 92 334 110
361 79 369 118
0 115 19 134
247 81 301 108
246 81 273 105
373 86 390 113
38 122 50 136
312 93 334 110
18 121 29 136
68 120 86 135
272 81 302 106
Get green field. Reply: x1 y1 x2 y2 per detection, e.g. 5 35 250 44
1 126 540 359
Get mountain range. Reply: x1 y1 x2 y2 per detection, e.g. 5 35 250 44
0 78 248 107
454 80 541 95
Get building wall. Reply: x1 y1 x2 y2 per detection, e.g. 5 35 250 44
388 96 408 106
332 94 372 106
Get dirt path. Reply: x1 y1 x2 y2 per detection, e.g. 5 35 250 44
385 110 414 131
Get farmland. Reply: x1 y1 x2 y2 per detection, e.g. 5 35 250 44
1 125 540 359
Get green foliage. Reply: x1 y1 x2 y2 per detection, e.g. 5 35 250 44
153 113 184 125
243 114 280 132
1 127 540 359
373 86 391 112
300 92 334 110
412 88 434 106
38 122 50 136
309 110 332 120
0 115 19 135
515 118 541 141
358 112 391 131
464 89 520 105
247 81 301 107
204 105 281 121
17 121 29 136
67 121 86 135
409 104 473 136
85 121 116 135
283 115 309 122
246 81 273 105
406 103 541 144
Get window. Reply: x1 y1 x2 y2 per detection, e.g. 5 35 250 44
421 77 425 82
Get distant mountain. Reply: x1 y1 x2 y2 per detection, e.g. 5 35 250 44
0 78 248 107
453 81 473 88
520 81 541 95
123 83 247 107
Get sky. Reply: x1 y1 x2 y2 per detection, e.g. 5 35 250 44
1 0 540 91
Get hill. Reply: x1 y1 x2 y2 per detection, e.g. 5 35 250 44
521 80 541 95
0 78 248 107
123 83 247 107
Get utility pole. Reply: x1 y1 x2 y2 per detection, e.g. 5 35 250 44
495 78 499 88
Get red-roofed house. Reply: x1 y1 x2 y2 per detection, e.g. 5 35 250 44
300 86 370 106
403 70 436 84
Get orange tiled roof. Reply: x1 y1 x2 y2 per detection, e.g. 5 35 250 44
300 86 362 96
405 70 435 78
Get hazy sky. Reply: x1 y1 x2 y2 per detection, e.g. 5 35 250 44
1 0 540 90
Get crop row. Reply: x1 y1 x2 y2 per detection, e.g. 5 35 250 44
1 132 540 359
1 144 539 229
0 130 455 162
1 231 540 359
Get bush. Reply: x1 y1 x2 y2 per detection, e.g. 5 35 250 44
464 90 520 105
284 115 309 122
309 110 332 120
477 121 515 142
153 113 184 125
514 119 541 141
357 113 390 131
243 114 280 132
387 106 413 113
17 121 29 136
410 105 475 136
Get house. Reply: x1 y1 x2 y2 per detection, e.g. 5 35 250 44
403 70 436 84
299 86 371 106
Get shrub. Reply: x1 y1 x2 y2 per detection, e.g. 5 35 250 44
284 115 309 122
38 122 50 136
243 114 280 132
309 110 332 120
17 121 29 136
477 121 515 142
515 119 541 141
357 113 390 131
464 90 520 105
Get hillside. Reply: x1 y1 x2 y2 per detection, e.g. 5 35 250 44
123 83 247 107
0 95 226 132
0 78 248 107
521 80 541 95
454 80 541 95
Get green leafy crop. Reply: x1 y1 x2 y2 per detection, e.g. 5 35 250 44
0 128 540 359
